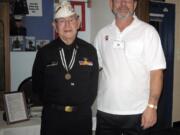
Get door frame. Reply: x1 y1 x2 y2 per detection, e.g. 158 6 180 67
0 2 10 92
149 1 175 128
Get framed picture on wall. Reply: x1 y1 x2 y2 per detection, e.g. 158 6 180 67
25 36 36 51
70 1 86 31
36 39 50 50
10 36 25 51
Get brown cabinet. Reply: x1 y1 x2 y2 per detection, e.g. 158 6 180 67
0 2 10 110
135 0 149 22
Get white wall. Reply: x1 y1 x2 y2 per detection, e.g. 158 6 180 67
91 0 114 43
10 52 36 91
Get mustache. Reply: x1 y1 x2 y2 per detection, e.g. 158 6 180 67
112 9 134 20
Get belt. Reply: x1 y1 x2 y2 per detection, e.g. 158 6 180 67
47 104 78 112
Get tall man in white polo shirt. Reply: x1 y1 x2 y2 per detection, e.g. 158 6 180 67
94 0 166 135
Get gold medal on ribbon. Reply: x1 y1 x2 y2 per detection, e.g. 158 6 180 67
65 73 71 80
59 47 77 81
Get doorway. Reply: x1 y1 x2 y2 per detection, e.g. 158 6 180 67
149 1 175 128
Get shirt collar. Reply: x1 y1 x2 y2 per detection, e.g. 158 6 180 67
57 37 77 50
111 15 139 32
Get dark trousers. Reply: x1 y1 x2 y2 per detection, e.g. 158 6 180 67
41 105 92 135
95 110 148 135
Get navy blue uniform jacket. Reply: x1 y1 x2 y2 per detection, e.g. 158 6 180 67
32 37 99 107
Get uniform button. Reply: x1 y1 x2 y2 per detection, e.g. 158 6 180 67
70 82 75 86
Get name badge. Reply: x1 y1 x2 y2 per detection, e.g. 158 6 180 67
113 40 125 49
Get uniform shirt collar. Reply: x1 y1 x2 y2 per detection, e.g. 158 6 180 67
57 37 77 50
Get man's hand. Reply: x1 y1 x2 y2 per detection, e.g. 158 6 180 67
141 107 157 129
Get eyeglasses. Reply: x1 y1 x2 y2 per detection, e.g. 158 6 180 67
56 16 78 25
114 0 134 3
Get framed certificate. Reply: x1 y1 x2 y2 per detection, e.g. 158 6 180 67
71 1 86 31
3 91 29 124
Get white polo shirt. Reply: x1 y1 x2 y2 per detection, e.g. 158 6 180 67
94 16 166 115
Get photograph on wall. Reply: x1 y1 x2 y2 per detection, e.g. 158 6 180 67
25 36 36 51
26 0 42 16
36 39 50 50
10 36 25 51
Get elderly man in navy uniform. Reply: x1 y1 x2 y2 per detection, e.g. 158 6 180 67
32 1 99 135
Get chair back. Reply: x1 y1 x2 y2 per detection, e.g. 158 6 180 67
18 77 42 106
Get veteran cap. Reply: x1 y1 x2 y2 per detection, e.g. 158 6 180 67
54 1 76 19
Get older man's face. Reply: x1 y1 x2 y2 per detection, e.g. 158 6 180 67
55 15 80 42
111 0 137 20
